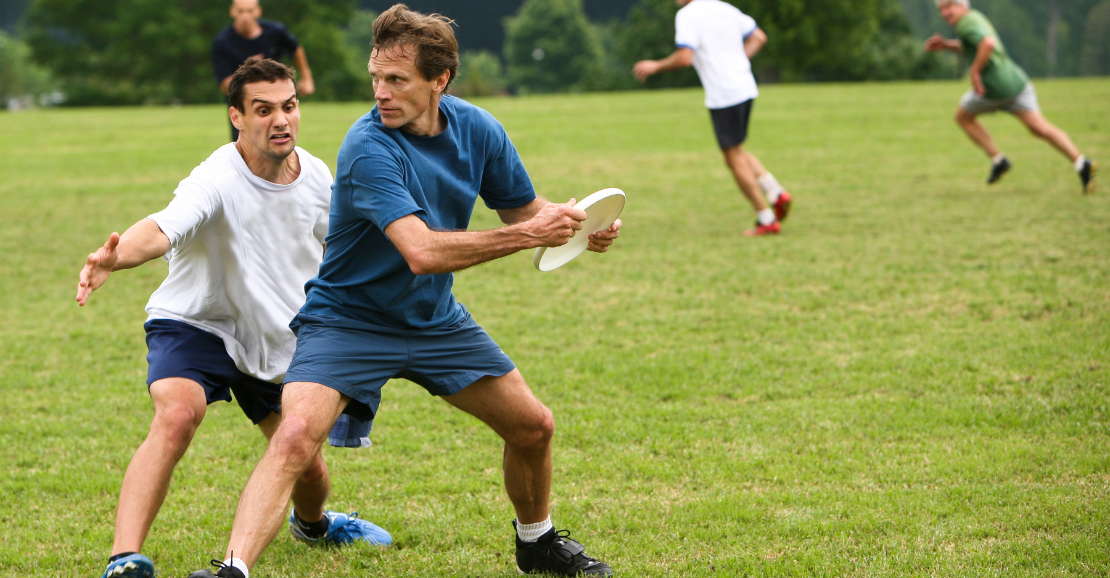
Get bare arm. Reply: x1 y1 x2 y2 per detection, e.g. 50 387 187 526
968 36 995 95
76 219 171 305
384 199 586 275
744 28 767 59
498 197 622 253
292 46 315 95
219 75 233 95
924 34 962 53
632 47 694 83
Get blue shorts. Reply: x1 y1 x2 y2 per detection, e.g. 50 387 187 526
145 319 281 425
285 313 517 421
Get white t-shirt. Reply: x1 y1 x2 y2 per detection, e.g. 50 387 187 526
675 0 760 110
145 143 333 383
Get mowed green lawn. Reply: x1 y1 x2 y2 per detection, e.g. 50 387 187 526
1 78 1108 577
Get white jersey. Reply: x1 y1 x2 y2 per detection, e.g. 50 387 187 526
145 143 332 383
675 0 760 110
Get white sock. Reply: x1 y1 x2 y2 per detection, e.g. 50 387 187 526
223 558 249 578
1075 155 1087 172
757 173 785 203
991 153 1006 165
757 208 776 226
516 517 553 542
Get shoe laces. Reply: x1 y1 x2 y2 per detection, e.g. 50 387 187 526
206 556 245 578
546 529 599 565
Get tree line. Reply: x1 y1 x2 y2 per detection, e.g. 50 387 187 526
1 0 1107 108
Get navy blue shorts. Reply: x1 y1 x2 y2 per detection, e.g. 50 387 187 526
145 319 281 425
285 313 517 421
709 99 754 149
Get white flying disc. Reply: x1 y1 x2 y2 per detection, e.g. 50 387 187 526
533 188 625 272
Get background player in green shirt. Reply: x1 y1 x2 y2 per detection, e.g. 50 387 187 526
925 0 1096 193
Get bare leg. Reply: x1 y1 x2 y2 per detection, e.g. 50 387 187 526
742 150 769 180
223 382 347 568
256 412 330 524
111 378 208 555
1014 110 1081 162
722 144 770 212
956 107 1002 158
443 369 554 524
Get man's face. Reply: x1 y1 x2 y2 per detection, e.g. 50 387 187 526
232 79 299 161
938 2 967 25
230 0 261 29
368 44 447 132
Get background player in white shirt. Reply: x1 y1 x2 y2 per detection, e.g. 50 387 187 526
634 0 793 236
76 57 388 578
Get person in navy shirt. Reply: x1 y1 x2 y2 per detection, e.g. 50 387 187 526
190 6 620 578
213 0 314 141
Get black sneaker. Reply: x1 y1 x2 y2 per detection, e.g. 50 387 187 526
987 157 1011 184
186 560 245 578
514 522 613 576
1079 159 1097 194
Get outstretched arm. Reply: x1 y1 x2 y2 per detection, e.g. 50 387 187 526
292 46 315 96
384 198 586 276
76 219 171 306
744 28 767 59
924 34 962 53
632 47 694 83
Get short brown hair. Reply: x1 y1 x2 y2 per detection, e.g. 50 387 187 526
228 56 297 112
372 4 460 89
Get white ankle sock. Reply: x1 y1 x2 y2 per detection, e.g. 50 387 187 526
757 208 776 226
991 153 1006 165
1075 155 1087 172
757 173 785 203
223 558 249 578
516 517 553 542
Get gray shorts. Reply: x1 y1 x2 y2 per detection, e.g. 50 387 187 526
959 82 1039 116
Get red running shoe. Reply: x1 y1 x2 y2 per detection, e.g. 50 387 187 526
773 191 792 222
743 220 780 237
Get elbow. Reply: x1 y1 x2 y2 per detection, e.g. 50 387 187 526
402 248 438 276
678 52 694 68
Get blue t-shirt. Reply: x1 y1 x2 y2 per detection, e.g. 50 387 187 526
300 95 537 330
212 19 300 83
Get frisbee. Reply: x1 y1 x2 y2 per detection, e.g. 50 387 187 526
533 188 625 272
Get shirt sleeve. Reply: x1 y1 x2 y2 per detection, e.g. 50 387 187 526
478 122 536 210
956 17 987 50
275 22 301 57
675 10 698 51
312 162 333 245
739 14 758 40
147 179 221 257
348 151 425 231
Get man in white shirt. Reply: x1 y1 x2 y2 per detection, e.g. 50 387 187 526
634 0 793 236
76 57 389 578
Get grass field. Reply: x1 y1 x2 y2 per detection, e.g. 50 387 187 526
1 78 1108 578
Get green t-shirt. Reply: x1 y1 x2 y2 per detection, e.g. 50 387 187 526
955 9 1028 100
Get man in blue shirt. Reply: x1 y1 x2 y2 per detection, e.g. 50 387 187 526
189 6 619 578
212 0 315 141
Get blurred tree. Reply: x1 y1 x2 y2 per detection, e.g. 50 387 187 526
503 0 605 94
1079 0 1110 75
612 0 948 84
0 30 59 107
23 0 365 105
452 50 508 98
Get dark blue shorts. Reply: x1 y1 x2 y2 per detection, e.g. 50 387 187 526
709 98 754 149
145 319 281 425
285 313 517 421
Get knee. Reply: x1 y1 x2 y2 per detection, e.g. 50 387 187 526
1027 123 1051 139
149 403 202 452
269 416 321 470
955 110 971 125
507 405 555 453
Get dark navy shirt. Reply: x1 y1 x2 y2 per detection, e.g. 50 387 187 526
300 95 537 330
212 19 300 83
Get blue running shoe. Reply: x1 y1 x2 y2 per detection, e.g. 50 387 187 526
100 553 155 578
289 509 392 547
